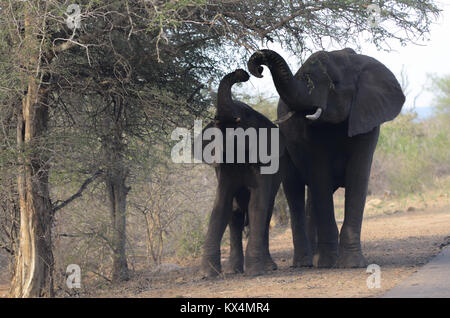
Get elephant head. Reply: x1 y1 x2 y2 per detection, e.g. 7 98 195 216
213 68 277 131
194 69 282 171
193 69 250 164
247 48 405 136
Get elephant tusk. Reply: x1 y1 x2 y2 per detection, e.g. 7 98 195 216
305 108 322 120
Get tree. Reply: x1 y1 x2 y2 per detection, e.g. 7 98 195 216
50 17 219 282
430 74 450 116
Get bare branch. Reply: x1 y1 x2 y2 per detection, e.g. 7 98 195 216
52 170 103 213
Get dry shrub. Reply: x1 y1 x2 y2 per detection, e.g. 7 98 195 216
370 111 450 196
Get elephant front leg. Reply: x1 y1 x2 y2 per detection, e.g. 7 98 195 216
282 164 312 267
337 129 379 268
201 185 234 278
305 187 317 258
337 177 369 268
310 185 339 268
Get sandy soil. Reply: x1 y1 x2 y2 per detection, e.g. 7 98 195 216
1 190 449 298
92 197 450 298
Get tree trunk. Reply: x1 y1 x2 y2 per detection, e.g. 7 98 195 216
9 79 53 297
144 213 153 265
103 95 130 282
8 5 54 296
106 168 130 282
4 179 20 276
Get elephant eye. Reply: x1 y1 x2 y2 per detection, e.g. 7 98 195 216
303 73 315 90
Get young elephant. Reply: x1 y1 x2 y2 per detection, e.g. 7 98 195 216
198 69 311 277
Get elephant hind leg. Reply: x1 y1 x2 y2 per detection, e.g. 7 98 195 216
228 203 245 273
201 178 235 278
245 181 276 276
227 188 251 273
263 186 278 272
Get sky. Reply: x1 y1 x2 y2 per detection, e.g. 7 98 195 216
245 1 450 112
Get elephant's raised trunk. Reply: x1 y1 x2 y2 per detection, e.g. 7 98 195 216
248 50 294 81
247 49 317 114
216 69 249 122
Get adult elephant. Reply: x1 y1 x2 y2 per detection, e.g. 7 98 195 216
247 48 405 268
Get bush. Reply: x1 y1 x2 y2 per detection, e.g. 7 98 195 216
175 213 208 259
373 110 450 196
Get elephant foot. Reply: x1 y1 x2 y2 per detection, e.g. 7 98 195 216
201 255 222 278
245 264 264 277
227 256 244 274
336 248 367 268
244 256 265 277
292 254 313 268
312 244 338 268
264 255 278 271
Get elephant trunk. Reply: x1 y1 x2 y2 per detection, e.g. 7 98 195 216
216 69 250 122
247 49 318 114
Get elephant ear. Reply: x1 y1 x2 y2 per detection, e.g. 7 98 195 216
348 61 405 137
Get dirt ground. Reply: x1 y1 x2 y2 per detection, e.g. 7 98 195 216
90 192 450 298
1 189 449 298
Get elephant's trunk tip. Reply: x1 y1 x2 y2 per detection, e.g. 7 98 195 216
247 53 265 78
233 69 250 83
